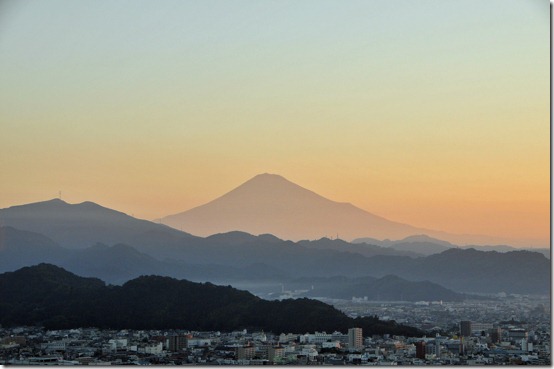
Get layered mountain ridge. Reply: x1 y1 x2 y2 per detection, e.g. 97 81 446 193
0 182 550 296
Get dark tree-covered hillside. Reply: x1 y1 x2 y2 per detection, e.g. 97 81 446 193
0 264 423 337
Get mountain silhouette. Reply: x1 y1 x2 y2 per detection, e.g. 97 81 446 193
0 198 196 251
353 234 455 256
0 226 69 270
287 274 466 301
353 234 551 258
161 173 422 241
160 173 529 245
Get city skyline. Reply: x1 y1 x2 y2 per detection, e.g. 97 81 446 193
0 0 549 245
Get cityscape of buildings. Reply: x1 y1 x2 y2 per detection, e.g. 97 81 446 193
1 295 549 366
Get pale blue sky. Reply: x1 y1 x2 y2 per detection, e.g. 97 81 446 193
0 0 549 245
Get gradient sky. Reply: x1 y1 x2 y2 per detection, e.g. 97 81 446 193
0 0 549 246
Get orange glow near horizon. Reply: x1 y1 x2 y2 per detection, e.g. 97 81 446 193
0 0 549 247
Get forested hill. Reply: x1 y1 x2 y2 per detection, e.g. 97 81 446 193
0 264 423 336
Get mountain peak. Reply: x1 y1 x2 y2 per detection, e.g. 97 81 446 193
241 173 297 187
46 198 67 204
0 198 69 213
253 172 285 179
214 173 323 203
161 173 412 240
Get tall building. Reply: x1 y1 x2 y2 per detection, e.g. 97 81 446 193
508 329 528 341
268 346 285 362
425 342 440 357
489 327 502 343
415 341 426 359
460 321 472 337
168 335 188 352
237 345 255 360
348 328 363 350
472 322 493 336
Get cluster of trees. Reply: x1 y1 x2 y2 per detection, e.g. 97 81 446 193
0 264 422 337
